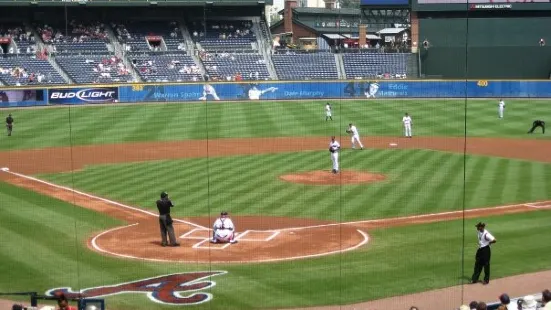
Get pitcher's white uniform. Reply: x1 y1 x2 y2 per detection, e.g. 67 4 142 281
402 114 412 137
211 212 236 243
329 137 340 173
199 84 220 101
348 124 364 149
498 99 505 118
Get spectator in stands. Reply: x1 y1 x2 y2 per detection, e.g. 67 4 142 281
469 301 479 310
459 305 470 310
55 292 77 310
409 307 419 310
518 295 538 310
476 302 487 310
539 38 545 47
498 293 513 310
541 289 551 310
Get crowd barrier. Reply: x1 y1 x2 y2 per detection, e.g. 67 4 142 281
1 80 551 107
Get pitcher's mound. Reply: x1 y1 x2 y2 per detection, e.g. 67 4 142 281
279 170 387 185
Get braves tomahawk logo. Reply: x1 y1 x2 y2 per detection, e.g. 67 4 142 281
45 271 226 305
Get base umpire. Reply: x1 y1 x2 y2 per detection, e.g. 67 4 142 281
471 222 497 285
527 120 545 134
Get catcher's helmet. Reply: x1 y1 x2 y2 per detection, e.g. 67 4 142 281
161 191 168 199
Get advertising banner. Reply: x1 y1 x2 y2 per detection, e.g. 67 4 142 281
48 87 118 105
0 89 47 107
119 80 551 103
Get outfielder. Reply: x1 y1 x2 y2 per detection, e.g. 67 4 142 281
402 113 412 138
346 123 364 149
211 211 237 244
498 99 505 119
329 136 340 174
325 103 333 121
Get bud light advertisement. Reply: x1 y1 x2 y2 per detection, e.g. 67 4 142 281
48 87 118 105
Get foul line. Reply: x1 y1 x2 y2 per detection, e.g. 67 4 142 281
0 167 207 229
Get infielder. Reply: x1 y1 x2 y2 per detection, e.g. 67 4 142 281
329 136 340 174
199 84 220 101
402 113 412 138
346 123 364 149
498 99 505 118
325 103 333 121
211 211 237 244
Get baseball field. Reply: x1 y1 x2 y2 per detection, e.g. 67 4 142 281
1 98 551 309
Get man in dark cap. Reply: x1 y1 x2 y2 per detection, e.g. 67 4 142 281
156 192 179 247
471 222 496 285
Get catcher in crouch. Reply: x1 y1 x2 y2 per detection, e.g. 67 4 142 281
211 211 237 244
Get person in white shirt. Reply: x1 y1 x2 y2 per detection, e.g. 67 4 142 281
402 113 413 138
471 222 496 285
498 99 505 119
211 211 237 244
329 136 340 174
347 123 364 150
541 289 551 310
325 103 333 121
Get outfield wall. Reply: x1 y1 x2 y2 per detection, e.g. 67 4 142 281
2 80 551 107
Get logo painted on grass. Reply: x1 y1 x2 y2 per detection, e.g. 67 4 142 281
45 271 226 305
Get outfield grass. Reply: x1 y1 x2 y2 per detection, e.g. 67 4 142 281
1 99 549 151
1 182 551 310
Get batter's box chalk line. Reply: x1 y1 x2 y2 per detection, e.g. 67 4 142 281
181 229 281 249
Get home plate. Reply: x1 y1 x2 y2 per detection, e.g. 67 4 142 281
389 143 398 147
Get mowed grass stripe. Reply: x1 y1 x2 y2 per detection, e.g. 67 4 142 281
388 151 457 214
414 153 465 213
464 156 492 209
364 150 438 218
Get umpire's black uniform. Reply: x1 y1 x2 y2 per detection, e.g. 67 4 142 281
527 120 545 134
471 222 496 285
156 192 179 247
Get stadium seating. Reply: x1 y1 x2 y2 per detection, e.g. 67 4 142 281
202 53 269 81
36 21 110 53
56 54 134 84
343 53 408 79
114 21 183 52
0 55 65 85
128 52 202 82
188 20 256 51
0 23 38 54
272 52 338 80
